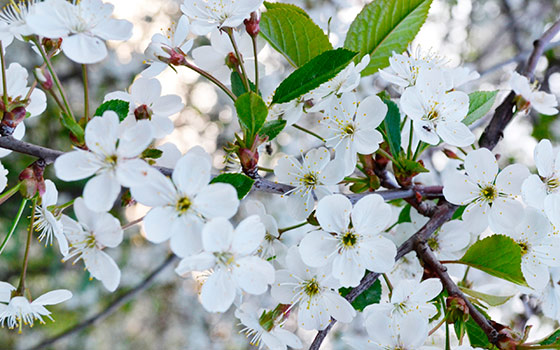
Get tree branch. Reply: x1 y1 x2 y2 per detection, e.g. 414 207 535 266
27 254 179 350
0 135 62 164
524 18 560 80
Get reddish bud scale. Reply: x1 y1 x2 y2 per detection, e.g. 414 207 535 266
134 104 152 120
42 37 62 56
239 148 259 176
443 148 460 160
225 52 240 70
0 107 27 136
244 12 260 37
18 159 46 198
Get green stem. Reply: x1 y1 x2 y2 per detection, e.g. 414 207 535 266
183 61 236 101
382 273 393 296
412 141 428 161
0 182 21 206
518 345 560 350
407 121 413 158
278 222 307 236
258 166 274 173
225 28 250 91
82 64 89 120
0 42 8 108
17 196 37 295
0 198 28 256
33 38 75 121
251 35 259 93
376 147 398 164
293 123 326 142
428 315 447 336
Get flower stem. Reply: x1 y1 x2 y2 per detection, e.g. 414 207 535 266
376 147 397 164
17 196 37 295
382 273 393 296
33 38 75 121
0 42 9 108
182 61 237 101
258 166 274 173
0 182 21 206
293 123 326 142
82 64 89 120
225 27 250 91
0 198 28 256
428 315 447 336
122 216 144 230
278 222 307 236
251 35 259 93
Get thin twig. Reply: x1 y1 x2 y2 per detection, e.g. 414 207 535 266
27 254 179 350
524 18 560 80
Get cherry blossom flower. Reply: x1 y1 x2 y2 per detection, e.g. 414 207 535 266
0 161 7 193
143 15 193 78
319 93 387 175
27 0 133 64
401 68 473 146
271 247 356 330
308 55 370 113
130 147 239 257
510 71 558 115
522 139 560 227
268 98 305 126
240 200 286 260
0 281 72 331
504 208 560 290
34 180 68 256
175 216 274 313
192 28 259 85
181 0 264 35
539 267 560 321
235 303 302 350
363 278 442 322
299 194 396 287
388 252 423 284
104 77 184 139
0 0 39 47
61 198 123 292
443 148 529 233
274 147 344 220
54 111 153 212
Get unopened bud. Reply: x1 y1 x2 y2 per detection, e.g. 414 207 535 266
225 52 239 70
1 107 27 136
244 12 260 37
446 296 469 324
42 37 62 55
165 48 187 66
134 104 153 121
239 148 259 175
34 66 53 90
443 148 460 160
18 159 46 198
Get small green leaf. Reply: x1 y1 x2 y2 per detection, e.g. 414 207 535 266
231 71 259 97
463 91 498 126
260 120 287 141
459 287 514 307
235 92 268 146
397 204 412 223
60 112 84 143
382 98 401 157
263 1 309 17
141 148 163 160
94 99 130 121
457 234 528 286
272 48 357 104
451 205 466 220
210 173 254 199
260 7 332 67
344 0 433 76
466 318 495 348
540 329 560 346
400 159 429 173
340 279 382 311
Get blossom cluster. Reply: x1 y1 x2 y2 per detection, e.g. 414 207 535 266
0 0 560 349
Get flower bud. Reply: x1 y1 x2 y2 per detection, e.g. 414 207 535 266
442 148 460 160
1 107 27 136
446 296 469 324
244 12 260 37
18 159 46 198
225 52 240 70
239 147 259 175
163 47 187 66
34 66 53 90
134 104 153 121
42 37 62 55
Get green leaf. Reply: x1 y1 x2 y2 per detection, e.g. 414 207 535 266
272 48 357 104
540 329 560 346
235 92 268 145
344 0 433 76
383 98 401 157
94 99 130 121
451 205 466 220
231 71 259 97
141 148 163 160
457 235 528 286
463 91 498 126
400 159 429 173
259 120 287 141
60 112 84 143
459 287 514 307
466 318 494 348
263 1 309 17
397 204 412 223
260 7 332 67
210 173 254 199
340 279 382 311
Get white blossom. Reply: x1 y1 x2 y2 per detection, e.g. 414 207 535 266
539 267 560 321
175 216 274 313
0 161 7 193
130 147 239 257
181 0 263 35
299 194 396 287
0 0 39 46
271 247 356 330
510 71 558 115
27 0 133 64
34 180 68 255
319 93 386 175
61 198 122 292
274 147 344 220
443 148 529 233
0 282 72 331
54 111 153 212
104 77 184 139
240 200 286 260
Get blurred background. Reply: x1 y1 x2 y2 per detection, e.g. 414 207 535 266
1 0 560 349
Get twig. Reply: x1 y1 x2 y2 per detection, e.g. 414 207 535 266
524 18 560 80
0 136 62 164
27 254 179 350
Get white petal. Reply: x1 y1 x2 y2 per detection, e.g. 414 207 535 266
437 121 475 147
130 168 176 207
85 111 118 156
488 197 525 233
193 183 239 219
522 175 547 210
61 33 108 64
442 172 479 205
231 215 265 255
117 120 153 158
316 194 351 233
54 150 101 181
299 230 338 267
200 268 236 313
83 172 121 212
352 194 391 234
323 290 356 323
83 249 121 292
32 290 72 306
535 139 555 177
233 256 275 294
465 148 498 185
202 217 233 252
332 250 364 287
144 207 179 243
175 252 215 275
173 147 212 196
92 212 123 248
495 164 529 195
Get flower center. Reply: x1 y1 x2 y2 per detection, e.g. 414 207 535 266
426 108 439 121
214 252 235 266
427 236 439 251
176 196 191 213
480 185 497 201
518 241 530 256
105 154 118 165
545 176 560 194
134 104 153 121
303 278 320 297
341 230 357 248
302 173 318 187
344 123 355 135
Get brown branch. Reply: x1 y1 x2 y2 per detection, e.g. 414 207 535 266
0 135 62 164
524 18 560 80
27 254 179 350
